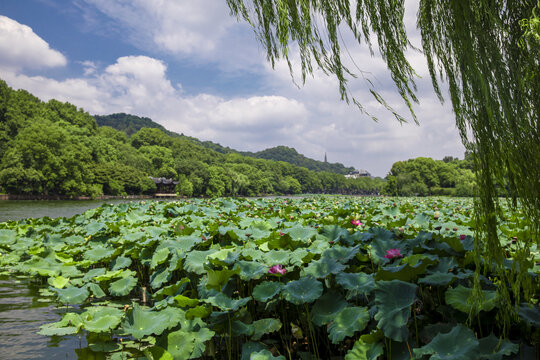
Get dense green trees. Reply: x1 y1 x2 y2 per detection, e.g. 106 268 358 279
383 156 475 197
0 80 384 198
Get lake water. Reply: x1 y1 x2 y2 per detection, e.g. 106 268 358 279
0 199 145 359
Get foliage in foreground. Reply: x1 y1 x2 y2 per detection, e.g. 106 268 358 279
0 197 538 359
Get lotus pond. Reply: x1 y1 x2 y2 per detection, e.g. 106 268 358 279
0 196 538 359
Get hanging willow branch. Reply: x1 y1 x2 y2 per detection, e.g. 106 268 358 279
226 0 539 330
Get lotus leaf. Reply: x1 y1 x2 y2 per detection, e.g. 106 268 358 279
185 305 212 320
84 221 106 235
518 303 540 327
477 333 519 360
153 278 190 301
282 225 317 242
110 256 132 271
203 292 251 311
234 260 268 280
445 285 498 314
250 349 286 360
206 267 240 291
262 250 290 266
150 266 172 289
414 324 479 360
48 275 70 289
86 283 106 298
144 346 174 360
151 248 170 269
83 267 107 282
174 295 199 307
38 312 83 335
109 275 138 296
241 342 268 360
84 245 115 262
282 276 323 305
327 306 370 344
121 303 182 339
321 244 360 264
374 280 417 342
418 272 457 286
54 285 90 304
84 310 122 333
253 281 283 302
93 269 124 282
310 290 348 326
251 318 282 340
184 250 215 275
345 339 384 360
335 272 375 297
302 257 346 279
0 229 16 246
161 326 214 359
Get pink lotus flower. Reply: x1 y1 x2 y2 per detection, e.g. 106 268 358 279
279 232 285 236
459 234 466 240
384 248 404 260
351 220 363 226
268 264 287 275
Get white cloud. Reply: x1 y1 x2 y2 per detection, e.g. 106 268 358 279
0 15 67 71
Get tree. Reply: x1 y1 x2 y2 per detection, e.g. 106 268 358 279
226 0 539 327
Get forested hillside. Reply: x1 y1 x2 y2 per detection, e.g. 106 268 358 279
95 114 355 174
0 80 384 197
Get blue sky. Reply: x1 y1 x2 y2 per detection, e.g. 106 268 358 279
0 0 465 177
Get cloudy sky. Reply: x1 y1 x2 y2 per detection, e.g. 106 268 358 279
0 0 464 177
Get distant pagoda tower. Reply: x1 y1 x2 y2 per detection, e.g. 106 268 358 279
324 152 327 163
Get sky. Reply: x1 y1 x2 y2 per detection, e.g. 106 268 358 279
0 0 465 177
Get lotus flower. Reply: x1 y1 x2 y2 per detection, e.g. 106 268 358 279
351 219 362 226
384 248 403 260
268 264 287 275
459 234 466 240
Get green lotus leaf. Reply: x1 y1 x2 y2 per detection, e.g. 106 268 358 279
84 314 122 333
151 248 170 270
518 303 540 327
60 265 83 278
321 245 360 264
110 256 132 271
174 295 199 307
241 342 267 360
414 324 479 360
405 213 430 228
84 245 115 262
250 349 286 360
234 260 269 281
252 281 283 302
241 248 264 261
54 285 90 304
345 339 384 360
85 282 106 298
153 278 190 301
262 250 290 266
282 225 317 242
0 229 16 246
185 305 212 320
282 276 323 305
93 269 124 282
419 272 457 286
374 280 417 342
320 225 349 243
83 267 107 282
251 318 282 341
335 272 375 297
328 306 370 344
310 290 348 327
445 285 498 314
38 324 79 336
369 235 406 265
144 346 174 360
121 303 182 339
203 292 251 311
206 267 241 291
48 275 70 289
84 221 106 235
160 326 215 359
150 266 172 289
184 250 214 275
302 257 346 279
376 255 435 282
477 333 519 360
109 275 138 296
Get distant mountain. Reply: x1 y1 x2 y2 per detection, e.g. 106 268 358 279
94 113 356 175
244 146 355 175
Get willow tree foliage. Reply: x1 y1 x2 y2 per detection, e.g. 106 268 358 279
226 0 539 328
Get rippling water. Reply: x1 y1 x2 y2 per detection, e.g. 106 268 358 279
0 276 84 360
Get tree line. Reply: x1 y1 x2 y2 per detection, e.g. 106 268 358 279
0 80 384 198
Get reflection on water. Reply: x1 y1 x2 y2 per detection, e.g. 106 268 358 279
0 276 84 360
0 199 137 223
